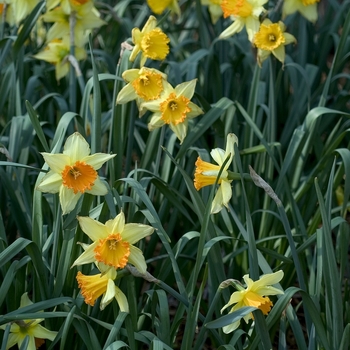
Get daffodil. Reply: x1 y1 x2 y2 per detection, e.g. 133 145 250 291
0 1 15 26
0 293 57 350
219 0 267 41
71 211 154 273
201 0 223 24
77 263 129 311
147 0 181 16
47 0 91 13
253 19 296 66
141 79 203 144
42 1 106 43
282 0 319 23
194 133 238 214
130 15 170 67
116 67 168 116
36 132 115 215
221 270 284 333
33 36 87 80
12 0 40 25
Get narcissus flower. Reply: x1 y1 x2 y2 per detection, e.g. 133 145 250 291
37 132 115 215
282 0 319 23
33 36 87 80
116 67 168 115
12 0 40 24
0 1 15 26
42 1 106 42
253 19 296 66
219 0 267 41
141 79 203 144
71 211 154 273
194 133 238 214
0 293 57 350
130 15 170 67
201 0 223 24
221 270 284 333
147 0 180 16
77 263 129 311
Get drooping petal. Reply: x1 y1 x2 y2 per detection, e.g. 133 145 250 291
211 184 225 214
272 45 285 64
220 180 233 208
63 133 91 161
245 16 260 42
77 216 109 241
128 245 147 273
100 279 117 310
220 291 244 313
122 223 154 244
59 186 82 214
219 18 245 39
114 285 129 312
169 121 188 144
148 113 165 131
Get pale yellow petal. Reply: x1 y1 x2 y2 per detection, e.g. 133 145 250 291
78 216 109 241
59 186 81 214
122 223 154 244
105 211 125 235
128 245 147 273
63 132 91 161
114 285 129 312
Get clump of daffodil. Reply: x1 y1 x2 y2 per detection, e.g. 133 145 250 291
76 263 129 311
194 133 238 214
283 0 319 23
116 67 168 116
12 0 40 25
130 15 170 67
220 270 284 333
42 1 106 43
36 132 115 215
141 79 203 144
253 19 296 66
71 211 154 273
201 0 223 24
33 36 87 80
0 293 57 350
219 0 268 41
147 0 181 17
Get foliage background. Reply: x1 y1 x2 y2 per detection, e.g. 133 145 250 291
0 0 350 349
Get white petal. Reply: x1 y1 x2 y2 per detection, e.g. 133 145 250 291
128 245 147 274
114 285 129 312
122 223 154 244
105 211 125 234
78 216 109 241
36 172 62 193
63 133 91 162
210 147 226 166
59 186 81 215
83 153 115 170
41 153 70 173
86 177 109 196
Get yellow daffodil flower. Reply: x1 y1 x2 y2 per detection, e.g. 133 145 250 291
130 15 170 67
42 1 106 43
47 0 91 13
219 0 267 41
221 270 284 333
194 133 238 214
0 1 15 26
77 263 129 311
147 0 181 16
283 0 319 23
201 0 223 24
37 132 115 215
12 0 40 25
33 36 87 80
71 211 154 273
141 79 203 144
0 293 57 350
253 19 296 66
116 67 168 116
